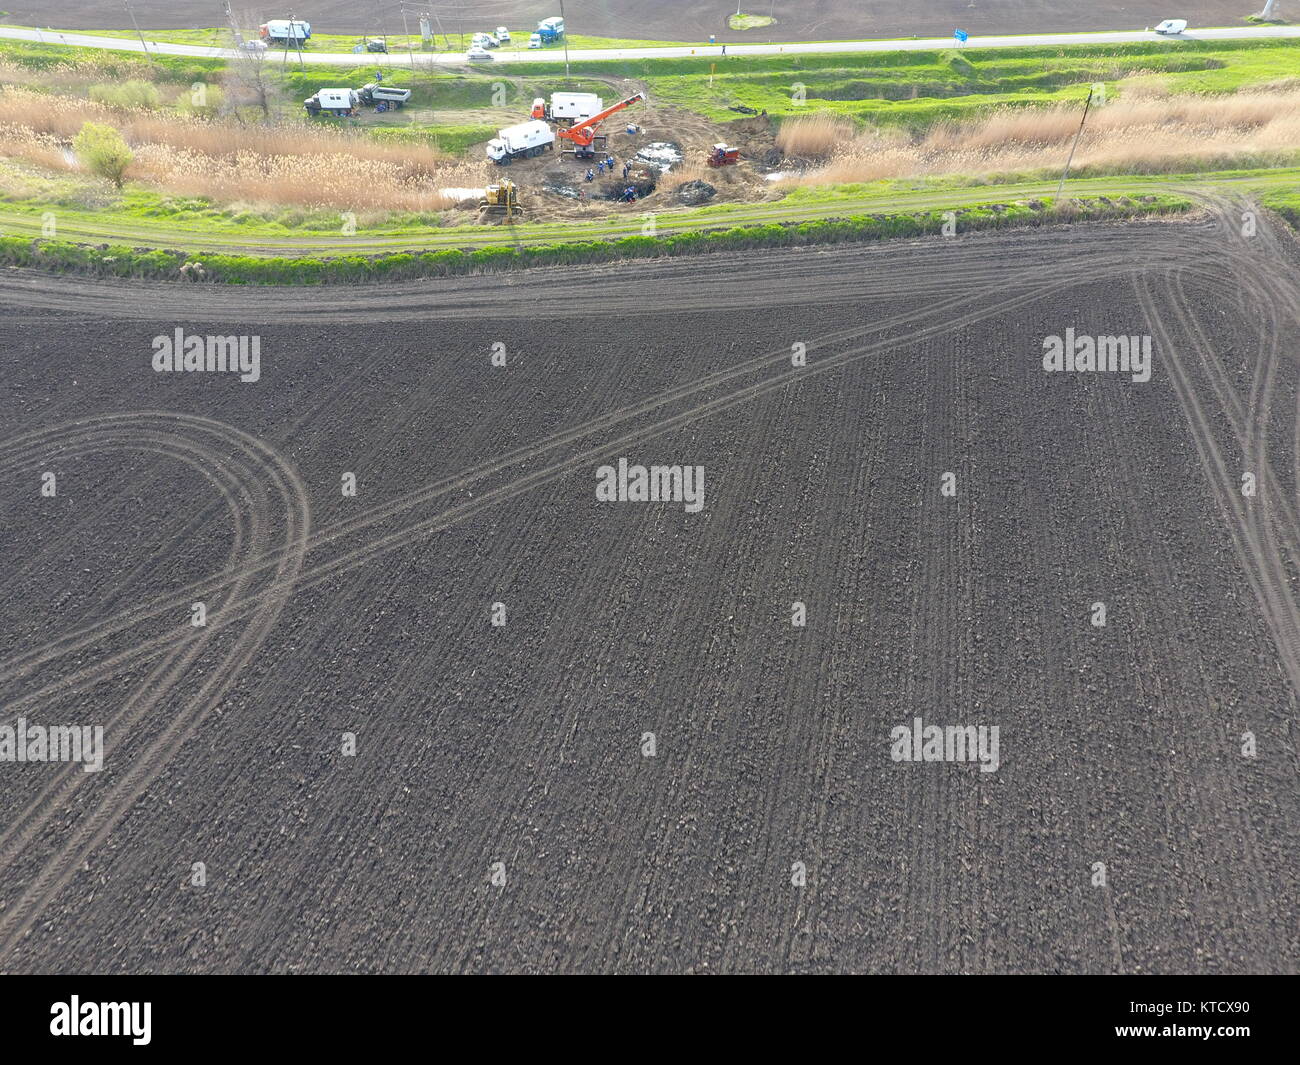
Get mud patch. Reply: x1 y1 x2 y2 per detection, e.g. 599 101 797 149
635 141 685 173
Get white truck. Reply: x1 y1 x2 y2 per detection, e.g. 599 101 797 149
486 119 556 164
305 88 359 116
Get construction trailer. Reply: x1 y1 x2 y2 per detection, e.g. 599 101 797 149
532 92 603 124
486 119 557 164
260 19 311 44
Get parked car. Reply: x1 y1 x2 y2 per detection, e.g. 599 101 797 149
495 27 511 42
466 46 494 61
1154 18 1188 34
528 33 542 48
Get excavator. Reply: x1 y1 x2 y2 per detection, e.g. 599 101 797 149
558 92 645 160
478 179 523 221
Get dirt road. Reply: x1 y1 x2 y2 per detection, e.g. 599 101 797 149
0 211 1298 973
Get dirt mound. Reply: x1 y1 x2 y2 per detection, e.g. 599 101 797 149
675 179 716 205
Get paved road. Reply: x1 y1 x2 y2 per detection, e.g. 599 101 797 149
2 24 1298 65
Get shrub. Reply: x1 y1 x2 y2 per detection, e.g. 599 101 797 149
73 121 134 188
89 79 162 110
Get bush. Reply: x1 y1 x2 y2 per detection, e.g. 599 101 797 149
88 79 162 110
73 121 134 188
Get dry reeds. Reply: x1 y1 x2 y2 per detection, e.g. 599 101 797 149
791 88 1300 185
0 86 490 213
775 113 856 158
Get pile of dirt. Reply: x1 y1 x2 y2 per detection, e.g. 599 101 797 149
675 179 716 206
594 164 657 201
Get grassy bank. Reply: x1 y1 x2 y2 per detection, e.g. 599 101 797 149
0 194 1192 284
3 37 1299 130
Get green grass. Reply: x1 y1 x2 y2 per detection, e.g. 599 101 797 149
634 40 1300 126
729 15 777 32
1261 186 1300 225
0 164 1290 257
0 193 1194 284
3 36 1298 134
0 34 1296 276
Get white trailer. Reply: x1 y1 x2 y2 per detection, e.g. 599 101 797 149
260 19 311 44
486 119 556 164
550 92 603 122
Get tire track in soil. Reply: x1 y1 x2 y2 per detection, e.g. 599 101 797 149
2 206 1300 967
0 253 1101 693
0 413 311 962
0 224 1227 691
1 269 1123 724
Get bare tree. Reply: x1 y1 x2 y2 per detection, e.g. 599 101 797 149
222 9 283 122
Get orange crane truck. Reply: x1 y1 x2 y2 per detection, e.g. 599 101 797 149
558 92 646 160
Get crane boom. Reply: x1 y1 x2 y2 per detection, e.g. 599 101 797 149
558 92 645 148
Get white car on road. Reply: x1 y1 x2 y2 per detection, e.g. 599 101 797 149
466 46 494 61
1155 19 1188 34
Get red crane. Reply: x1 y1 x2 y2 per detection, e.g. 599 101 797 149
558 92 645 158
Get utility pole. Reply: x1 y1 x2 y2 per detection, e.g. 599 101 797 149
123 0 153 67
1055 87 1095 203
401 6 415 68
560 0 570 80
1258 0 1278 19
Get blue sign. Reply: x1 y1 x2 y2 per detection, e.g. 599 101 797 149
954 29 969 42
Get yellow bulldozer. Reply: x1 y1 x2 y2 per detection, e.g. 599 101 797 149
478 180 524 221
